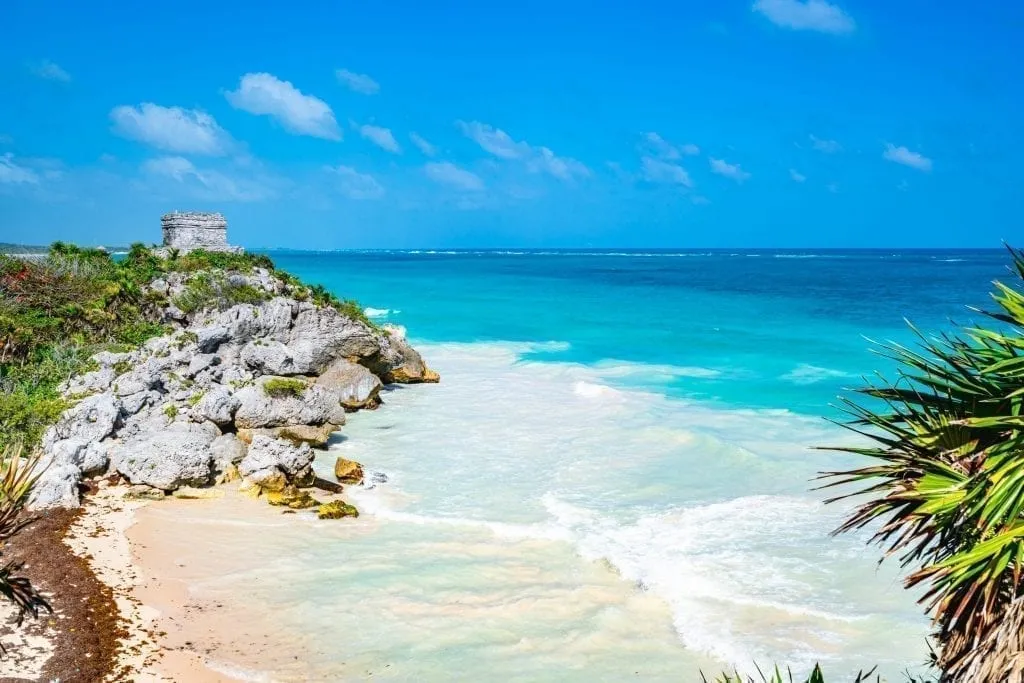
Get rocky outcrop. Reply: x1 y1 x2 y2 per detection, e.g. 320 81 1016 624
363 327 440 384
316 358 382 410
237 435 314 491
28 263 438 512
110 422 218 491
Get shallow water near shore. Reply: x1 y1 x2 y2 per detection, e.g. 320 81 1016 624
143 250 1011 679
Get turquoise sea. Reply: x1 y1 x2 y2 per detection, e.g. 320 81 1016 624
184 250 1012 680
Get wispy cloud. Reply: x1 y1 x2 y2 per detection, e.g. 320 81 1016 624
111 103 234 155
640 156 693 187
0 154 40 185
710 158 751 182
529 148 590 181
356 124 401 153
409 132 436 157
31 59 71 82
753 0 855 34
642 132 700 160
883 143 933 172
809 134 842 153
458 121 589 181
326 165 385 199
0 134 12 146
424 161 484 191
336 69 380 95
226 73 340 140
789 168 807 182
142 156 275 201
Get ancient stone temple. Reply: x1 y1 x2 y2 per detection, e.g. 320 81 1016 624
160 211 242 254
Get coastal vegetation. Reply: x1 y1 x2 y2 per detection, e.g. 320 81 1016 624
0 242 372 450
818 247 1024 682
0 444 50 629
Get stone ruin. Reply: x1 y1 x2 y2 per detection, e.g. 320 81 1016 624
159 211 243 254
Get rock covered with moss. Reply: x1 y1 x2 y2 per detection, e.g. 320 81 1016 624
21 245 438 510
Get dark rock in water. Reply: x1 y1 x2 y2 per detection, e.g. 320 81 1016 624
311 476 344 494
363 470 389 489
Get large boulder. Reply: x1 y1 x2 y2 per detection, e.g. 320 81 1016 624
316 358 382 410
363 331 440 384
110 423 217 491
47 394 121 444
192 299 296 348
240 340 318 376
28 464 81 509
238 423 340 449
61 365 115 397
193 384 239 426
238 435 315 489
286 307 381 371
233 377 346 429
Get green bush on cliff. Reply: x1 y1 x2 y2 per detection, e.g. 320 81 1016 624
262 377 307 398
173 271 268 314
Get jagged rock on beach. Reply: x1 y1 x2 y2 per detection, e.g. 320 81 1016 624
334 457 365 485
318 500 359 519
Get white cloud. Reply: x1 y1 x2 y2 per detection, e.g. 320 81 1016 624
424 161 484 191
458 120 588 180
0 154 40 185
710 158 751 182
111 103 233 155
643 132 681 160
326 165 384 199
789 168 807 182
336 69 380 95
31 60 71 82
640 157 693 187
357 124 401 153
642 132 700 160
142 156 274 201
883 143 932 172
753 0 855 34
529 147 590 180
409 132 437 156
458 121 530 159
809 135 842 153
226 73 340 140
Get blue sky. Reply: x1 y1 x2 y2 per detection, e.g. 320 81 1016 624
1 0 1021 248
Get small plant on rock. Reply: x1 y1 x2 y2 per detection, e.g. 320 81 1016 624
262 377 307 398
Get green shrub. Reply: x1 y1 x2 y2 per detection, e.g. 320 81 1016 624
173 272 268 314
262 377 306 398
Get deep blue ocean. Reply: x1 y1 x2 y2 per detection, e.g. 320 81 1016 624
271 248 1008 415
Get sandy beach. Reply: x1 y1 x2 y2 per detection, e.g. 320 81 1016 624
1 484 294 683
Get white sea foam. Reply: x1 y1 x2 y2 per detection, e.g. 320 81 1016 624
327 340 927 676
781 364 853 385
593 359 722 380
364 307 397 318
